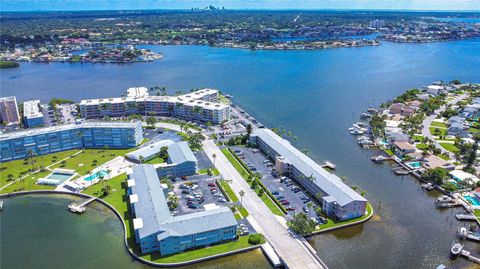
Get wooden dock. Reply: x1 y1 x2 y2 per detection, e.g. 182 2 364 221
68 197 96 214
456 214 477 221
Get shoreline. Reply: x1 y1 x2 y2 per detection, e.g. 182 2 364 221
0 190 263 268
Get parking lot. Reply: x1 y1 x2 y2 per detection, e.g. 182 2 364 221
231 146 321 222
171 174 230 215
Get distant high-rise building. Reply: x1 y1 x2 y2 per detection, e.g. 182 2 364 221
369 19 385 29
0 96 20 126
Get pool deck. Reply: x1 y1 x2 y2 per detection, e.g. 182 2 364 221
55 156 134 192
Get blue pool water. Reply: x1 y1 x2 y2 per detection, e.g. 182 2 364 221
84 170 109 181
464 195 480 206
47 172 73 181
406 161 422 169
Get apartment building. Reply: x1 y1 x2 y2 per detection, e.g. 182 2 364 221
23 100 44 128
0 96 20 125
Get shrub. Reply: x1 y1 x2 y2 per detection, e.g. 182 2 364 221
248 233 265 245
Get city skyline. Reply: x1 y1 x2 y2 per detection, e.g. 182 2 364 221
2 0 480 11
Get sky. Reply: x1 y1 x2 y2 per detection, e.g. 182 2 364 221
1 0 479 12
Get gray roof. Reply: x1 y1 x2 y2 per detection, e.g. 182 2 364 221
0 120 141 140
449 122 465 130
126 140 175 161
448 116 465 124
130 165 171 238
252 128 366 206
129 164 236 240
168 141 198 164
387 132 410 142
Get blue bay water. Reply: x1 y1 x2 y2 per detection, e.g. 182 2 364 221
1 38 480 269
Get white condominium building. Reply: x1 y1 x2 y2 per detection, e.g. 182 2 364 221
79 88 230 124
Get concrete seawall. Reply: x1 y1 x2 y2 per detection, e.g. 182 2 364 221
0 190 262 267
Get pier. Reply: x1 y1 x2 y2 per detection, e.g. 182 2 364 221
460 250 480 264
455 214 477 221
0 200 3 211
68 197 96 213
261 242 282 267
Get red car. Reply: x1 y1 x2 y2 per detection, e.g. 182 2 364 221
207 183 216 187
210 188 217 191
286 207 295 211
281 201 290 205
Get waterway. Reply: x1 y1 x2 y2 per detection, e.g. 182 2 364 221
1 39 480 268
0 194 273 269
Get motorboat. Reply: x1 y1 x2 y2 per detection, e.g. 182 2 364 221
450 241 463 258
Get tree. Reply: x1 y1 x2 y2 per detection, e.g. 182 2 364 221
246 123 253 138
146 116 157 128
421 167 448 185
212 153 217 167
287 213 317 236
27 149 35 171
248 234 265 245
158 146 169 160
239 190 245 207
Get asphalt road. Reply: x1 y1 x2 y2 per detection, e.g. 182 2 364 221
202 139 327 269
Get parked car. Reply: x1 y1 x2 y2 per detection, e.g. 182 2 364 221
262 159 270 164
214 193 222 197
281 201 290 205
218 198 227 203
286 206 295 211
181 176 188 180
271 191 279 195
207 182 216 187
303 206 310 213
280 177 288 183
210 188 217 191
179 184 189 189
181 189 190 194
188 204 199 209
302 197 311 203
276 195 285 200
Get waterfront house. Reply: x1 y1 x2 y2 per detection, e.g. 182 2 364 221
447 116 466 125
389 103 415 116
407 100 422 108
425 85 445 96
448 123 470 138
423 155 455 170
386 132 410 143
449 170 480 185
250 128 367 221
0 121 143 162
393 141 416 156
127 164 237 255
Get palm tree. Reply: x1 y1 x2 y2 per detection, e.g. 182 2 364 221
76 131 85 150
239 190 245 207
27 149 35 171
212 153 217 167
139 155 145 163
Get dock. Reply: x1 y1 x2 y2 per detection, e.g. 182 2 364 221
261 242 282 267
0 200 3 211
455 214 477 221
68 197 96 213
460 249 480 264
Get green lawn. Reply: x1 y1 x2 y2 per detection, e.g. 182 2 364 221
412 135 424 142
0 149 79 188
415 143 429 150
468 127 480 133
146 157 165 164
436 154 451 161
430 122 447 128
384 149 394 156
315 202 373 231
0 169 55 194
82 173 256 264
50 148 136 176
218 179 249 218
439 143 460 154
221 148 284 216
142 236 253 263
474 209 480 218
430 127 447 137
198 168 220 176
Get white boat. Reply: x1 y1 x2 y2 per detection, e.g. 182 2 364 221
371 155 387 163
350 129 365 135
0 200 3 211
458 227 468 239
450 241 463 257
322 161 336 170
355 122 366 127
360 112 372 118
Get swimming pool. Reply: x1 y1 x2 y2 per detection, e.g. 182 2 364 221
406 161 422 169
84 170 109 181
47 172 74 181
464 195 480 206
